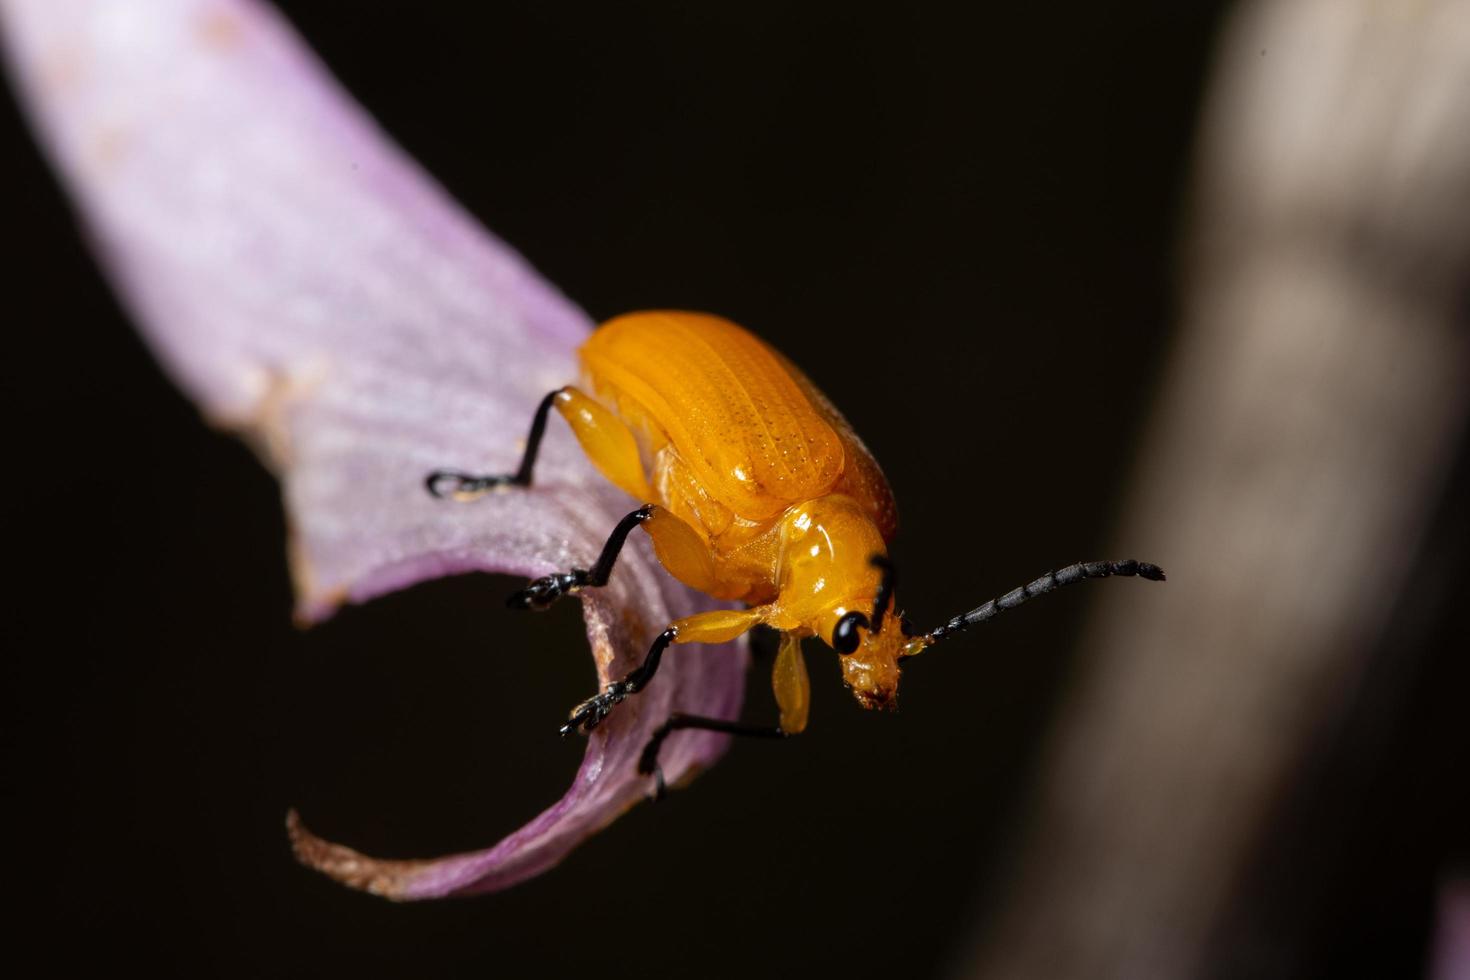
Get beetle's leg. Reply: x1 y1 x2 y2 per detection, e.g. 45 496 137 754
426 387 654 501
638 713 787 799
770 631 811 734
515 503 736 610
553 387 657 501
641 505 723 595
561 607 764 736
637 630 807 796
426 389 561 499
509 505 654 610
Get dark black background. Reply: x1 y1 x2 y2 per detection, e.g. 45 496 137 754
8 3 1456 978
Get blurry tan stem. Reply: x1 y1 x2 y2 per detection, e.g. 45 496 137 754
966 2 1470 977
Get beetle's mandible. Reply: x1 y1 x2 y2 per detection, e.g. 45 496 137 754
427 311 1164 789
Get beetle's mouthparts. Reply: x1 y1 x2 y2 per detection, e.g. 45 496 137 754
849 683 898 712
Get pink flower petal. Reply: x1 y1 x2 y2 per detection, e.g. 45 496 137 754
1 0 746 897
1433 879 1470 980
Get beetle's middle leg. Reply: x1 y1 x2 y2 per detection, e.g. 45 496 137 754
513 503 729 611
561 607 764 735
509 504 653 609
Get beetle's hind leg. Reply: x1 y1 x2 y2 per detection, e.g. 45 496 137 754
425 389 562 499
426 387 655 502
509 505 653 610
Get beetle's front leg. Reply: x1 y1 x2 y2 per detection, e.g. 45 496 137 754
638 713 787 799
637 631 808 795
560 607 764 736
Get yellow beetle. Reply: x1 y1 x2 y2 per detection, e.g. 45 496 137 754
428 311 1163 782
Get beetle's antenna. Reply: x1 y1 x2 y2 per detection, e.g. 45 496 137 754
869 555 896 632
910 559 1164 653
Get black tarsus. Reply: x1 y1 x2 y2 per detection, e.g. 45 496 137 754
425 388 563 498
561 625 679 737
638 712 786 799
923 559 1165 645
508 505 654 610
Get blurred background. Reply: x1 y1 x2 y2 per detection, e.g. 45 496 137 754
3 2 1466 978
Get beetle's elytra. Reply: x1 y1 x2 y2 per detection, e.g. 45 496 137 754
428 311 1163 786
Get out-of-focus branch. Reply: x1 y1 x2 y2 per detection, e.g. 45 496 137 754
964 2 1470 977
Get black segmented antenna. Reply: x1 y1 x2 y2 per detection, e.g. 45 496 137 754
921 559 1165 646
869 554 896 632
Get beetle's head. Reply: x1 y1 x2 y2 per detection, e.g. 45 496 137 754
820 556 923 711
830 607 908 710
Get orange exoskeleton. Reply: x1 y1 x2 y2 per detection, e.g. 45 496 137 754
428 311 1163 785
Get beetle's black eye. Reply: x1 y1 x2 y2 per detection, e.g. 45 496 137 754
833 611 868 654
